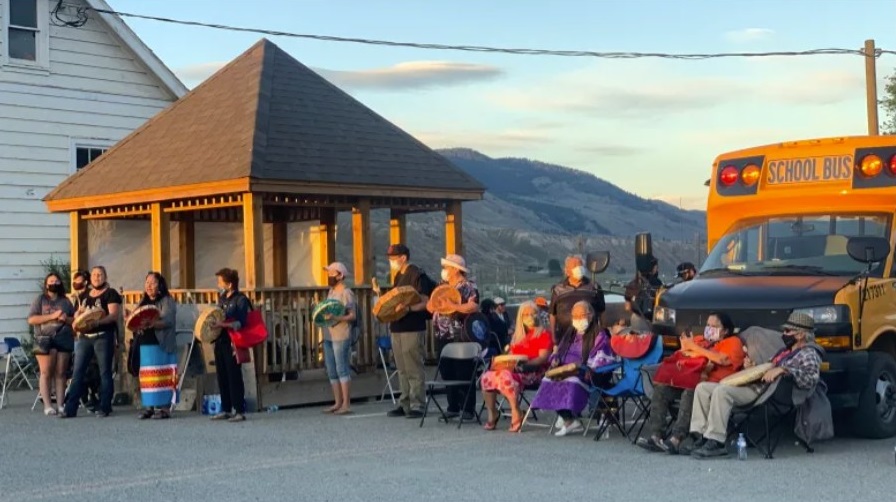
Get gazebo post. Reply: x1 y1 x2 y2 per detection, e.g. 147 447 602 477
69 211 88 274
445 200 464 256
178 219 196 288
389 209 406 281
352 198 373 285
242 192 265 289
272 218 289 287
315 208 337 286
150 203 171 279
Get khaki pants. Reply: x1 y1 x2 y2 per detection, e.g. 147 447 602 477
391 331 426 412
689 382 762 443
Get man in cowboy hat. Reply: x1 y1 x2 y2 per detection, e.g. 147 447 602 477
688 311 823 458
383 244 436 419
427 253 480 420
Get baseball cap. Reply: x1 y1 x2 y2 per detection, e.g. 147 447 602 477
534 297 548 307
494 297 506 305
386 244 410 257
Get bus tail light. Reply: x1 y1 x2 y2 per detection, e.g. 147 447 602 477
888 154 896 175
719 165 739 186
741 165 761 186
858 154 883 178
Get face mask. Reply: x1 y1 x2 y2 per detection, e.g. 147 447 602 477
704 326 721 342
389 260 401 271
522 316 536 328
218 287 228 295
72 282 85 291
440 269 450 282
327 276 340 287
571 266 585 280
572 319 589 333
782 333 798 349
46 284 64 295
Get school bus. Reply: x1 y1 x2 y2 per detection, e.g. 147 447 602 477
653 135 896 438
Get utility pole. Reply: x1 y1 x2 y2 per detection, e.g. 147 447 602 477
864 39 879 136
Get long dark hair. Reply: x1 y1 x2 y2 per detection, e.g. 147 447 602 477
43 272 67 296
708 311 736 338
557 304 601 364
139 271 170 306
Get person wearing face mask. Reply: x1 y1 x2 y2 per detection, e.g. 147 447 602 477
69 270 90 310
689 312 823 459
636 312 744 454
27 273 76 416
529 301 616 437
62 265 122 418
427 253 480 420
624 256 663 320
480 301 553 432
383 244 435 419
549 255 606 344
320 262 357 415
209 267 252 422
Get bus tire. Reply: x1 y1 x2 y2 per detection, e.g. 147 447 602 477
852 352 896 439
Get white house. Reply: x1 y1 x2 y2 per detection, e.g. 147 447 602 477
0 0 186 337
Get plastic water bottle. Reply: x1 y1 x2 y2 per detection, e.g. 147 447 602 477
266 405 279 413
737 433 748 460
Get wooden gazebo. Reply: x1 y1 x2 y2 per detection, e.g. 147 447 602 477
43 39 485 408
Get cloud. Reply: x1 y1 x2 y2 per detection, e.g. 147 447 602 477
174 60 503 90
651 194 707 211
725 28 775 43
414 128 554 152
578 145 645 156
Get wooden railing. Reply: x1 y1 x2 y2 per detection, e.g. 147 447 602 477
122 287 439 377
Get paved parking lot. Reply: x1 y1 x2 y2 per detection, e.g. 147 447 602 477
1 389 894 502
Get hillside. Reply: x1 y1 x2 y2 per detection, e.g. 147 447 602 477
333 149 708 289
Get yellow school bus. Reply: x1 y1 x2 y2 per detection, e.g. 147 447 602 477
653 135 896 438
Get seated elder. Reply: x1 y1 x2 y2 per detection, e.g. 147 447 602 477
637 311 745 454
530 300 616 437
480 300 553 432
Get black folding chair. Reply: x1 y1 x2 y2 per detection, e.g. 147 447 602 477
420 342 483 429
728 379 813 459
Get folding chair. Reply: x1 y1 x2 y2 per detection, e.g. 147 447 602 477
170 330 196 413
729 378 813 459
377 335 399 404
586 336 664 442
636 362 682 440
1 337 36 409
420 342 483 429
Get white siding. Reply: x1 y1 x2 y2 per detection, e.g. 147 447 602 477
0 0 177 336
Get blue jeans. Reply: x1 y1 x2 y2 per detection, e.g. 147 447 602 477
64 333 115 416
323 339 352 384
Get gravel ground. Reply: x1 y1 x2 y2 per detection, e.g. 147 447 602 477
1 389 894 502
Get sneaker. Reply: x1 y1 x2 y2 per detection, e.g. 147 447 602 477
405 409 424 419
443 411 460 419
554 416 564 429
43 407 57 416
210 412 232 421
554 420 584 437
461 411 476 421
96 410 111 418
386 407 406 417
636 436 666 453
692 439 729 459
677 434 704 456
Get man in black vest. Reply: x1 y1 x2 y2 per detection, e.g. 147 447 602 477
549 255 605 343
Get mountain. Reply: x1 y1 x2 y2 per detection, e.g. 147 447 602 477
333 149 707 286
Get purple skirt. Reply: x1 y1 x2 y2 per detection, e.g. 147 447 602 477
529 377 589 413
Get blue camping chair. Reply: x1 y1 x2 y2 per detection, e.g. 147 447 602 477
584 335 664 442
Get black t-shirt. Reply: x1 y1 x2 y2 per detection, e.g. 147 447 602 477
549 277 606 335
389 264 436 333
81 287 122 337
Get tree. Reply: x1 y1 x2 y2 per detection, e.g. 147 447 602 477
547 259 563 277
881 69 896 134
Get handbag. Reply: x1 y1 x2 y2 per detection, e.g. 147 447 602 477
233 345 252 365
652 350 709 390
228 309 268 349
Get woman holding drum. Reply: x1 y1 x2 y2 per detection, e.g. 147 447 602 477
319 262 357 415
27 273 75 416
529 301 616 436
210 268 251 422
131 272 178 420
62 266 122 418
480 300 552 432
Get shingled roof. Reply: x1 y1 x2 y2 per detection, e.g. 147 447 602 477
45 38 484 206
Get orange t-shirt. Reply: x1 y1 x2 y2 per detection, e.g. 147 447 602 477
510 329 553 361
705 336 746 382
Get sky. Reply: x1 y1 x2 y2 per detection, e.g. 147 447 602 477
107 0 896 210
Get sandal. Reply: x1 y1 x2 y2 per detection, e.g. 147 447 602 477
210 412 231 421
483 417 499 431
227 413 246 422
508 418 523 433
152 409 171 420
44 407 57 416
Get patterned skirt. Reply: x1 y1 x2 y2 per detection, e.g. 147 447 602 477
480 369 542 397
139 345 177 408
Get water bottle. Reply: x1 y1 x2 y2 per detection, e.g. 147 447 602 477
737 433 748 460
266 405 279 413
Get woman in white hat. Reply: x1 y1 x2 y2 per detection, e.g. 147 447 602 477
322 262 357 415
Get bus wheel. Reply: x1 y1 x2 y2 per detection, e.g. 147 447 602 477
852 352 896 439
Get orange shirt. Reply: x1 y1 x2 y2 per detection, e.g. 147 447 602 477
706 336 746 382
510 328 553 361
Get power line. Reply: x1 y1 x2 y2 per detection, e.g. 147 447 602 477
82 5 895 60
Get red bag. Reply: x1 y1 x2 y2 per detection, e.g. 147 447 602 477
652 351 709 390
233 345 252 365
228 310 268 349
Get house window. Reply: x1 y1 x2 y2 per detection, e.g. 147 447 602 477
75 147 108 170
8 0 39 61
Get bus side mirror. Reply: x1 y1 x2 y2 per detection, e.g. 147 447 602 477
847 236 890 264
586 252 610 274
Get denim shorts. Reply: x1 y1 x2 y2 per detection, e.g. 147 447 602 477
323 339 352 384
34 333 75 354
